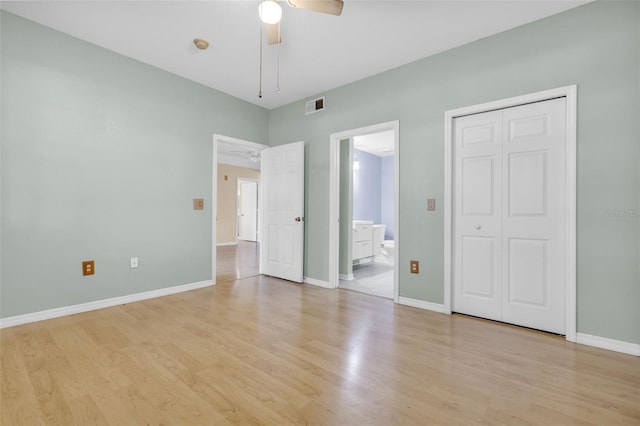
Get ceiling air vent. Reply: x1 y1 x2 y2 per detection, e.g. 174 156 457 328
305 97 325 115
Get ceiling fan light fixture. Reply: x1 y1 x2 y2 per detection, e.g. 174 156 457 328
259 0 282 24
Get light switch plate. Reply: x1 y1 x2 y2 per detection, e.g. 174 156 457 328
410 260 419 274
427 198 436 211
130 257 138 269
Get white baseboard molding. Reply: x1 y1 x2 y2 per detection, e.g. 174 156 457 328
216 242 238 246
576 333 640 356
339 273 354 281
398 296 448 314
0 280 214 329
304 277 333 289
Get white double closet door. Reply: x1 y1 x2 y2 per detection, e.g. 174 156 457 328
453 98 567 334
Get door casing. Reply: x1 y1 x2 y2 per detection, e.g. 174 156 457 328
212 134 268 283
443 86 577 342
328 120 400 301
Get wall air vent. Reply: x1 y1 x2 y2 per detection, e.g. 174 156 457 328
305 96 325 115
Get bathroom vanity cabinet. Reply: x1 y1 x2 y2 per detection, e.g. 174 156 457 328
353 221 373 261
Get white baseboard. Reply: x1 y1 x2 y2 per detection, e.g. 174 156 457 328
576 333 640 356
216 242 237 246
398 296 448 314
0 280 214 329
304 277 333 289
339 273 354 281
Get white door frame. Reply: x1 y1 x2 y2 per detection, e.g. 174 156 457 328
237 178 260 242
443 85 577 342
212 134 268 283
329 120 400 302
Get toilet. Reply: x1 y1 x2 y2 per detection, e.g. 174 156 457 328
373 224 394 264
380 240 395 264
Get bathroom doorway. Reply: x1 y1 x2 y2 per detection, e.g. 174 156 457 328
328 121 399 301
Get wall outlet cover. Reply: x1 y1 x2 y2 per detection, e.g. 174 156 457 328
82 260 95 276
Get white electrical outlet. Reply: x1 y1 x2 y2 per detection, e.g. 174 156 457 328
130 257 138 269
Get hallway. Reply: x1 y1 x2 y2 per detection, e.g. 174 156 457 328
216 240 260 283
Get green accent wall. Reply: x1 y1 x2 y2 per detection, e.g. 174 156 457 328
0 12 269 317
2 2 639 345
269 1 640 343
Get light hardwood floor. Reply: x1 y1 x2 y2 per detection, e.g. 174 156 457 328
1 248 639 424
216 240 261 283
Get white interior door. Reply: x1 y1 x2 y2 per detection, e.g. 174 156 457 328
260 141 305 283
453 110 503 322
501 99 566 333
453 98 567 334
238 180 258 242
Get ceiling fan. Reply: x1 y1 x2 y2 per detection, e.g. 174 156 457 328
229 149 261 163
259 0 344 45
257 0 344 98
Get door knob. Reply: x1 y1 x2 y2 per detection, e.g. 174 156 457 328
475 225 482 230
295 217 303 222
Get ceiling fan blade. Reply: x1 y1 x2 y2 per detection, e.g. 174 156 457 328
287 0 344 16
266 22 281 45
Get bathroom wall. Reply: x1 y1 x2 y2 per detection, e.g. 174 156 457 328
353 148 395 239
381 156 395 240
353 149 381 223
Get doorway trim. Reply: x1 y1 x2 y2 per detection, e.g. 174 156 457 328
443 85 577 342
329 120 400 302
212 134 268 283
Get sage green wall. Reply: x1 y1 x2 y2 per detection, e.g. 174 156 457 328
0 12 269 318
339 139 353 276
269 1 640 343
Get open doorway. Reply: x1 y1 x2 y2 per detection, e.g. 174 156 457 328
213 135 267 283
329 121 399 301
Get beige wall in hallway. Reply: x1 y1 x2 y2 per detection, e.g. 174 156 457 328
217 164 260 245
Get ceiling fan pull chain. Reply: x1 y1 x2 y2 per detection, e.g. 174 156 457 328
276 24 281 93
258 10 263 99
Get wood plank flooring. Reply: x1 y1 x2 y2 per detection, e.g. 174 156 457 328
216 241 261 283
1 248 639 424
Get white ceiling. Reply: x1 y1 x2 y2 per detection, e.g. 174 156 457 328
217 138 266 170
1 1 590 110
354 130 395 157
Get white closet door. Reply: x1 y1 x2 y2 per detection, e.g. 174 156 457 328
501 98 566 334
453 98 567 334
453 110 503 321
